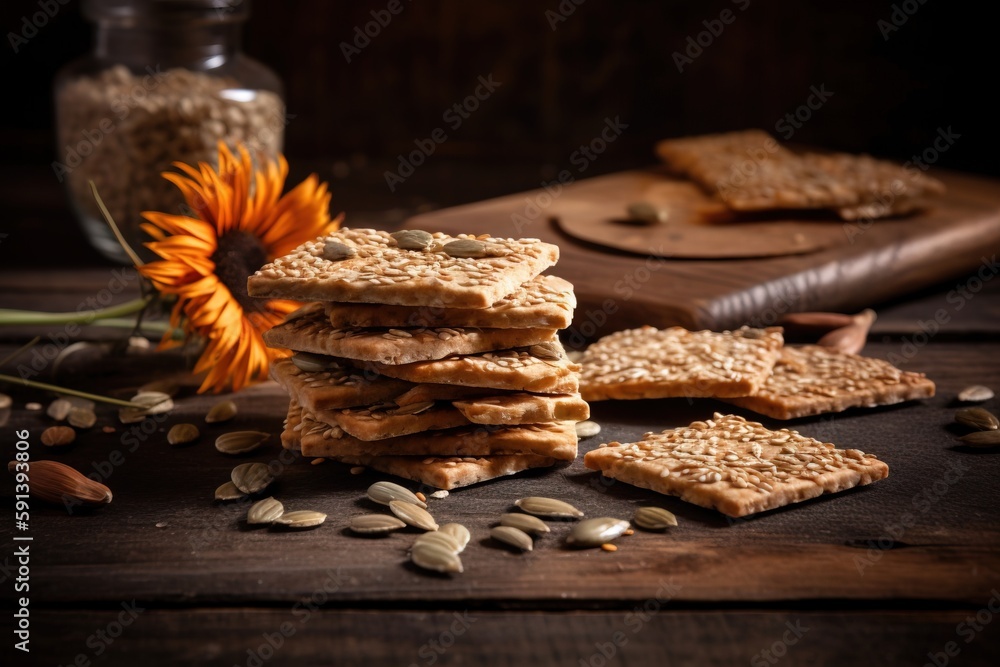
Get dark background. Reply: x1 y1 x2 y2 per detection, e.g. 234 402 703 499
0 0 993 267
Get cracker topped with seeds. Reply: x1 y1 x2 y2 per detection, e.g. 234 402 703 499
264 305 557 365
725 345 936 419
325 275 576 330
584 413 888 517
270 358 411 412
578 325 784 401
248 228 560 308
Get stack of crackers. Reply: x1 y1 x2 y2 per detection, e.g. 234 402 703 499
248 228 589 490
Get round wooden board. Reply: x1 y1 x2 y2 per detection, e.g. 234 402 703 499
552 177 847 259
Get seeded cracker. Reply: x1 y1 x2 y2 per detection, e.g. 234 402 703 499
584 413 888 517
453 393 590 425
270 358 411 412
725 345 935 419
365 340 580 394
325 275 577 329
578 326 784 401
248 228 560 308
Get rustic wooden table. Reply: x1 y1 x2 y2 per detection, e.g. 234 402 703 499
1 265 999 667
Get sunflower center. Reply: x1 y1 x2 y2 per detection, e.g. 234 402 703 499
212 231 268 313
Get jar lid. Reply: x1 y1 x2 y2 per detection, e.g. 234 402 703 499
83 0 250 24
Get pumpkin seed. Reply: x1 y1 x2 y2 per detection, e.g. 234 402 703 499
47 398 72 421
67 408 97 429
438 523 471 552
215 431 269 455
958 385 994 403
391 229 434 251
40 425 76 447
491 526 533 551
206 400 238 424
956 407 999 431
574 420 601 438
119 391 174 423
411 541 463 573
322 241 357 261
276 510 327 528
167 423 200 446
633 506 678 530
958 431 1000 448
442 239 487 258
514 496 584 519
367 481 427 508
414 531 461 554
389 499 438 531
567 517 631 548
247 497 284 524
625 201 668 225
231 462 274 494
500 513 550 535
291 351 337 373
350 514 407 534
214 481 244 501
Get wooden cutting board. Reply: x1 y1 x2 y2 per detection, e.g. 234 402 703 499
407 167 1000 338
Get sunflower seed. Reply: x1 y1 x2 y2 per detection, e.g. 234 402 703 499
167 423 200 446
231 462 274 494
391 401 435 416
514 496 584 519
214 481 244 501
47 398 72 421
529 342 561 360
391 229 434 251
291 351 337 373
0 393 10 410
322 241 357 261
26 402 42 411
215 431 269 455
139 379 180 397
442 239 487 258
566 517 630 547
741 327 766 339
500 513 550 535
389 499 438 531
430 490 449 499
959 431 1000 448
350 514 407 534
633 506 679 530
625 201 669 225
40 425 76 447
67 408 97 429
206 400 238 424
367 481 427 508
247 497 284 524
958 385 994 403
119 391 174 423
491 526 533 551
414 531 461 553
350 466 366 475
275 510 327 528
438 523 471 552
575 420 601 438
411 542 463 573
956 407 999 431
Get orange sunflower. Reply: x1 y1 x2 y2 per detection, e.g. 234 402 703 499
138 143 340 393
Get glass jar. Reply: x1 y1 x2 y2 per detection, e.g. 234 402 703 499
54 0 284 263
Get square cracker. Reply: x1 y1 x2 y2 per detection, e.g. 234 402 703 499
725 345 936 419
333 453 557 490
248 228 560 308
270 357 411 412
454 393 590 425
264 305 556 364
584 413 888 517
325 275 576 330
579 326 783 401
365 341 581 394
656 130 945 220
299 413 578 461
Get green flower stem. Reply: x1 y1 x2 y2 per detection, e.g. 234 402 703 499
0 296 151 326
0 373 150 409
